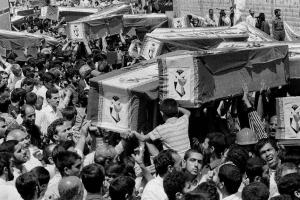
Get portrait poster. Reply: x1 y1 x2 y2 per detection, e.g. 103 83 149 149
69 23 85 40
165 54 194 101
276 97 300 140
140 37 162 60
40 6 59 21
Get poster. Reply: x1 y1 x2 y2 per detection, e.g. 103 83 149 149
140 37 162 60
276 97 300 139
172 17 188 28
165 54 194 101
69 23 85 40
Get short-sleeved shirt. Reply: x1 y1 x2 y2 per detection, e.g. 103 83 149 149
148 114 190 157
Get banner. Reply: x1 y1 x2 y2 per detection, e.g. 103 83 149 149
276 97 300 140
88 62 159 133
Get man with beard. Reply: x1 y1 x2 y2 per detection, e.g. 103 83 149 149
182 149 203 192
0 140 29 184
255 138 280 198
0 152 23 200
21 104 42 148
6 128 43 171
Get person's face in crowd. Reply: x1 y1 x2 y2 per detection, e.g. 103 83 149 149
269 116 278 137
13 142 29 164
13 130 31 149
209 9 213 16
48 92 60 108
277 10 281 17
1 72 8 87
65 158 82 177
184 152 203 176
33 72 40 83
24 106 36 127
250 9 255 17
0 120 7 138
259 143 278 169
54 121 73 142
23 83 34 93
35 96 43 111
44 80 54 90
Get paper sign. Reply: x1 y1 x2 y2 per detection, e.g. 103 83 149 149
276 97 300 140
172 17 188 28
69 23 85 40
140 37 161 60
165 54 194 101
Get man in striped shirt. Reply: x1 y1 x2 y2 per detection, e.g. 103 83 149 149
132 98 191 157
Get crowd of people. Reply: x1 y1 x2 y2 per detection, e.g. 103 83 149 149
0 1 298 200
190 7 285 41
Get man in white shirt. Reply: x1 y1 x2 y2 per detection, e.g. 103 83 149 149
205 9 218 27
36 87 62 135
217 164 242 200
34 72 55 109
0 152 23 200
142 149 182 200
246 9 257 27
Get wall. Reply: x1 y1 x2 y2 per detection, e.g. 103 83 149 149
0 0 11 30
173 0 300 31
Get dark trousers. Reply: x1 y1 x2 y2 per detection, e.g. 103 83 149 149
274 30 285 41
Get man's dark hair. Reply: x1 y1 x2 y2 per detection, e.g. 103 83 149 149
246 157 266 183
61 106 77 121
52 144 67 165
160 98 178 118
184 193 208 200
0 140 19 154
46 87 59 99
209 133 226 159
163 170 188 200
41 72 54 83
274 9 281 15
0 152 12 176
154 149 176 177
270 195 293 200
218 164 242 194
81 164 105 193
21 77 35 88
30 166 50 186
255 138 278 156
65 67 80 82
109 176 135 200
47 118 65 143
16 172 39 200
184 149 202 161
43 143 56 165
275 162 297 184
60 140 76 151
242 182 269 200
194 181 219 200
25 92 37 106
278 173 300 199
55 151 81 177
10 88 26 104
226 145 249 174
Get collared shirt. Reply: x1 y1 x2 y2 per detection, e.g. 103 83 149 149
44 172 62 200
35 104 62 135
34 85 48 108
246 15 257 27
0 178 23 200
141 176 168 200
222 192 241 200
149 114 190 157
86 193 104 200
